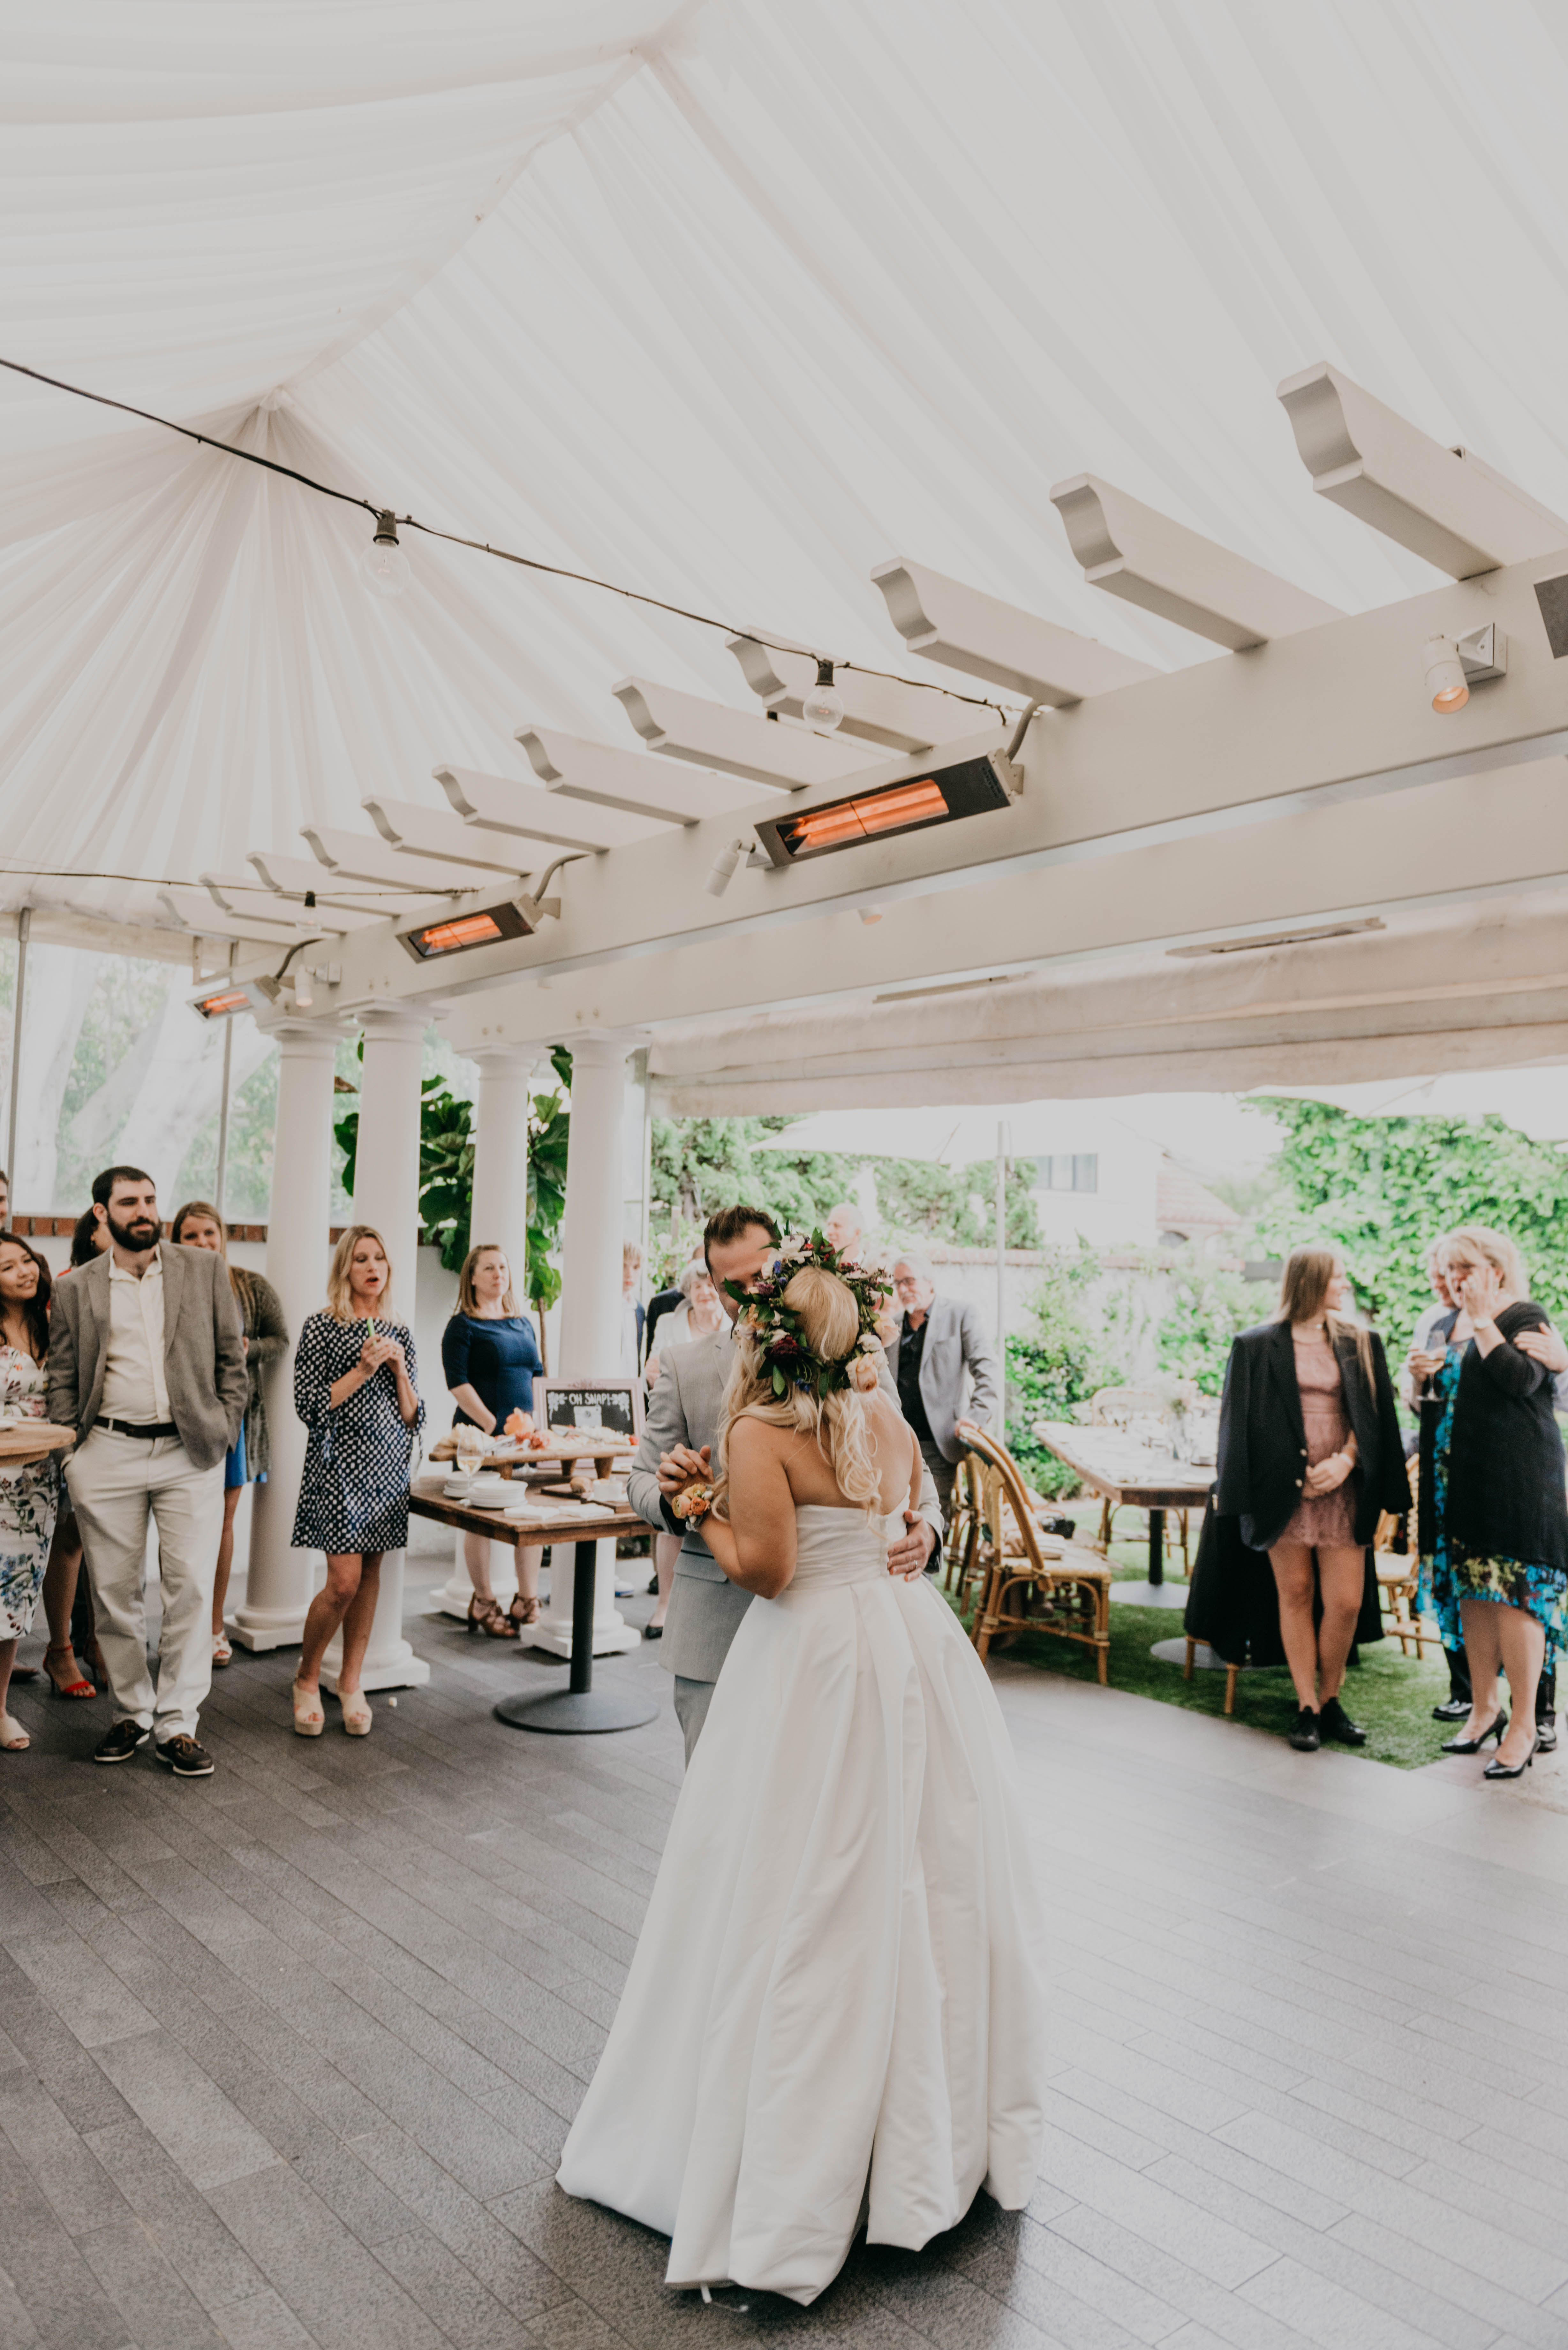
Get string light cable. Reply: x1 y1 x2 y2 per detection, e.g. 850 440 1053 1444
0 355 1018 722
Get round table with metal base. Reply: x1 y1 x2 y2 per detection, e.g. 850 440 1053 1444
493 1535 659 1737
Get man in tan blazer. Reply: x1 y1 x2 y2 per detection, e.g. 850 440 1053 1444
629 1205 942 1763
49 1165 246 1776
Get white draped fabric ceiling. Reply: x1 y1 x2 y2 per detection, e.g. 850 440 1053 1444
6 1 1568 930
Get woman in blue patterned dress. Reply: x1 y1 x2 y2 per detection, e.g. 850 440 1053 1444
289 1225 423 1739
1416 1225 1568 1780
0 1236 65 1753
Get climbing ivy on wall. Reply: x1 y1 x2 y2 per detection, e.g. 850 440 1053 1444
1255 1097 1568 1335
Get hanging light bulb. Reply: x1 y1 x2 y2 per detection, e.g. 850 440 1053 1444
361 510 409 600
801 657 845 733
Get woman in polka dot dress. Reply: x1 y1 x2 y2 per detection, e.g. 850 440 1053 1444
290 1225 424 1739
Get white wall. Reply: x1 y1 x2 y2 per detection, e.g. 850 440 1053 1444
1022 1110 1162 1249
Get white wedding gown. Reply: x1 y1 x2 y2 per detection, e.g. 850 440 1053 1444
556 1503 1048 2305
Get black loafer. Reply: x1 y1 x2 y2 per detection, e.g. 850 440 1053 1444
94 1718 150 1765
1432 1695 1471 1722
1289 1708 1321 1751
1319 1697 1368 1747
1535 1716 1558 1753
155 1734 215 1778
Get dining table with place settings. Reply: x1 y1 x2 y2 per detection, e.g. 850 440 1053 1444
1030 1420 1215 1587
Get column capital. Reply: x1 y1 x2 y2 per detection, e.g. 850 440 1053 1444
464 1041 539 1071
562 1035 632 1072
253 1012 352 1054
356 1003 429 1043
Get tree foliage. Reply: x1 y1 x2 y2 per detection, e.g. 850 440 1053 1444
1004 1242 1124 1496
1156 1256 1257 1394
1254 1097 1568 1335
875 1155 1041 1250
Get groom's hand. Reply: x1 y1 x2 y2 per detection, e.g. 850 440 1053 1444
887 1509 936 1580
656 1443 711 1496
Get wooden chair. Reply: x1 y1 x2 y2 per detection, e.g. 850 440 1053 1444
1086 1385 1190 1569
943 1452 982 1603
957 1420 1112 1683
1373 1454 1432 1657
1183 1636 1240 1715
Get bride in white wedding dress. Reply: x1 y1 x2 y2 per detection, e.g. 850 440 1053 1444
556 1252 1046 2306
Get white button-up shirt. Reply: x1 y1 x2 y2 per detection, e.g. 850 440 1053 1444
101 1253 170 1423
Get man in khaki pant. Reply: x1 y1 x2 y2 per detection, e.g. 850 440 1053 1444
48 1165 247 1777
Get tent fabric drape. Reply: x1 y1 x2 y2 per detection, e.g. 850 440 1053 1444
5 3 1568 932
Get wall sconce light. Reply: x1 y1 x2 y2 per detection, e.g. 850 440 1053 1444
1422 623 1506 713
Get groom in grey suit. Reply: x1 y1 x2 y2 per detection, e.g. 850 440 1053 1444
629 1205 944 1762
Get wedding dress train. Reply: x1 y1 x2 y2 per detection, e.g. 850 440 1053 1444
555 1504 1047 2305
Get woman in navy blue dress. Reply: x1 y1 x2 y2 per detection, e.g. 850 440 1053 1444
290 1225 423 1738
442 1243 544 1634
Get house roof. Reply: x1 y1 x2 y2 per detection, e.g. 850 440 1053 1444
1155 1160 1240 1237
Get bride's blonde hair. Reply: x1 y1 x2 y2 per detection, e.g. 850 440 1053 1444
712 1266 884 1520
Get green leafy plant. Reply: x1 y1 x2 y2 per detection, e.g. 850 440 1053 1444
1156 1254 1256 1394
524 1048 572 1324
1254 1097 1568 1336
1004 1242 1123 1496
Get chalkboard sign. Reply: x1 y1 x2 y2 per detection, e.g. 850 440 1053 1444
536 1379 642 1444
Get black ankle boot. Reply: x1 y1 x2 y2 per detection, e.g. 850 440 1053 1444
1289 1707 1321 1751
1537 1663 1558 1752
1319 1695 1368 1747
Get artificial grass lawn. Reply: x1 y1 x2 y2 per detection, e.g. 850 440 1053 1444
968 1519 1454 1771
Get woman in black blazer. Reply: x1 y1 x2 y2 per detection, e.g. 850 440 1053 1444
1413 1225 1568 1780
1216 1247 1409 1752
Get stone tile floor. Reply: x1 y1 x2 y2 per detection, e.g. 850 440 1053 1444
3 1538 1567 2350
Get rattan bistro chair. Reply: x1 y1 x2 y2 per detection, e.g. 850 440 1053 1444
956 1420 1112 1682
943 1452 983 1608
1373 1454 1432 1658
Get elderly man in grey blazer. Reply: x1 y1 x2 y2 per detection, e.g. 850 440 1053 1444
49 1165 246 1777
628 1205 944 1763
883 1254 1002 1532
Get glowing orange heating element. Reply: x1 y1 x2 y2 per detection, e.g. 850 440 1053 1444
415 912 507 954
780 777 948 854
198 989 249 1015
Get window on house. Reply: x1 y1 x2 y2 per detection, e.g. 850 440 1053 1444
1035 1153 1097 1193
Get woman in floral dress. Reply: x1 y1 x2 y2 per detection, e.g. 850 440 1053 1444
1416 1225 1568 1779
0 1236 65 1753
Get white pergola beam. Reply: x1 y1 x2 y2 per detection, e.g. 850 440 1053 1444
871 556 1158 702
201 877 370 935
161 888 309 945
613 678 880 785
283 550 1568 1017
1050 474 1341 648
438 761 1568 1048
301 825 504 897
432 766 670 850
725 635 982 751
361 797 539 876
1278 362 1568 578
246 850 431 919
515 727 768 823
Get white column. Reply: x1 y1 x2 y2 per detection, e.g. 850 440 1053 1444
231 1018 340 1650
429 1044 536 1621
322 1004 431 1693
527 1037 639 1658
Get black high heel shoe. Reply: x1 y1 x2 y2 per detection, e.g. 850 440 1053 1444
1440 1712 1506 1755
1484 1733 1538 1781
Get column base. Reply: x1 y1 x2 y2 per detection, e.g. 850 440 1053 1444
426 1531 518 1620
519 1539 639 1658
319 1548 431 1692
228 1610 306 1654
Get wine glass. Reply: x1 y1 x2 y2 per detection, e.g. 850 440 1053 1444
453 1422 486 1488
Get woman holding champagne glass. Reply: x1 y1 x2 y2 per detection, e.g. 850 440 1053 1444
289 1226 423 1737
442 1243 545 1635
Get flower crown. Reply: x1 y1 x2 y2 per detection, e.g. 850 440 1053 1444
721 1230 890 1401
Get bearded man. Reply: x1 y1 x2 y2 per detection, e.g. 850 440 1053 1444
48 1165 246 1777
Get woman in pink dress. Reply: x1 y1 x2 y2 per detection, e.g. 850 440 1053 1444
1216 1248 1410 1753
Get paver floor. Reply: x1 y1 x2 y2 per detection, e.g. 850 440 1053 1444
2 1535 1566 2350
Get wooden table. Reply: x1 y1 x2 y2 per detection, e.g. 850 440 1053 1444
409 1480 656 1734
1030 1422 1212 1586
